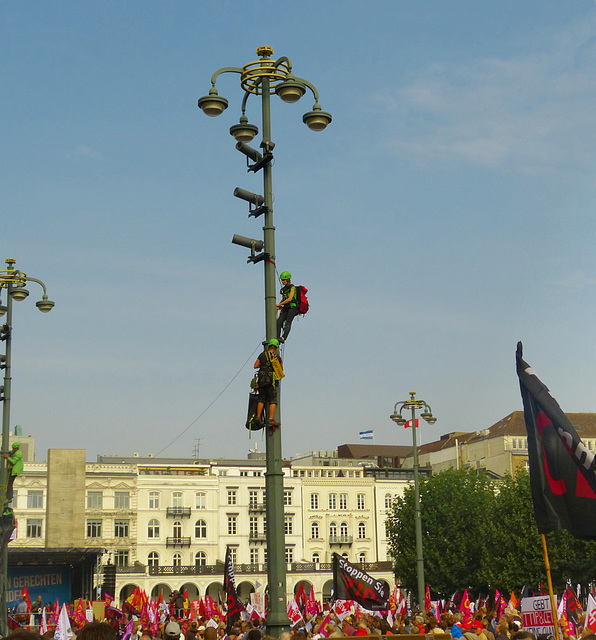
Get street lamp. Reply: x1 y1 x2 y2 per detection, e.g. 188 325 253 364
0 258 54 636
198 46 331 636
390 392 436 612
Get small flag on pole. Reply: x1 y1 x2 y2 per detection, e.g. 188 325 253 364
359 430 373 440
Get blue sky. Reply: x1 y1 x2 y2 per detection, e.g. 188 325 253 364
2 1 596 461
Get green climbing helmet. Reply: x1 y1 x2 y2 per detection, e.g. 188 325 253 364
279 271 291 280
268 338 279 348
11 443 19 449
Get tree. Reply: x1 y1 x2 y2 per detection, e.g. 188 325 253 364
386 468 495 599
387 466 596 598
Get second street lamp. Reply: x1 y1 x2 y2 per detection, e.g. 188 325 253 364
0 258 54 636
390 392 436 612
198 46 331 636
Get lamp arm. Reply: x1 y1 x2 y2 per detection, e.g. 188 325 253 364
209 66 244 86
272 56 293 73
21 276 49 297
293 76 321 102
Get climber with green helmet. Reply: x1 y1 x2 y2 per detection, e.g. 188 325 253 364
276 271 299 343
3 442 23 503
253 339 283 429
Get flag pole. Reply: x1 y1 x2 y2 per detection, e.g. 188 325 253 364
541 533 561 640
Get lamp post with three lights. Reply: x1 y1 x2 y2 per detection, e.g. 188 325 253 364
390 392 436 611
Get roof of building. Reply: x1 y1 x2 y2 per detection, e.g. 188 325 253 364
472 410 596 440
337 444 413 459
416 431 477 455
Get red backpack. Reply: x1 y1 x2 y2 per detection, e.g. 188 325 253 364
294 285 309 315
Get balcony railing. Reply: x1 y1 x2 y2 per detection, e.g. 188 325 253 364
329 535 353 545
139 560 395 576
166 536 191 548
248 502 267 513
248 533 267 542
166 507 192 518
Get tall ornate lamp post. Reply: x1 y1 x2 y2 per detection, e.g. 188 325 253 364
390 392 436 611
198 46 331 635
0 258 54 635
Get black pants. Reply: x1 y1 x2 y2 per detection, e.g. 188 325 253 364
6 474 16 503
277 306 299 340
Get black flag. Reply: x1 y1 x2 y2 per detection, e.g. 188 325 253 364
332 553 389 610
516 342 596 539
223 546 246 629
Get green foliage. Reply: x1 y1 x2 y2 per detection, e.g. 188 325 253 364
386 467 596 598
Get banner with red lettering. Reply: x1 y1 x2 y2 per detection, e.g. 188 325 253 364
332 553 388 611
516 342 596 539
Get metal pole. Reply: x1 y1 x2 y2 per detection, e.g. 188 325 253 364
261 70 290 635
0 282 12 636
411 402 425 611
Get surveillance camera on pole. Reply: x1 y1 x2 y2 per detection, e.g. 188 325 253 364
233 187 268 219
231 234 267 264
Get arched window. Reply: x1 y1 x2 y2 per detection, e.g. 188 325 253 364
358 552 366 564
329 522 337 538
311 522 319 539
195 551 207 567
173 521 182 538
340 522 348 538
195 519 207 538
358 522 366 539
148 552 159 568
172 553 182 568
148 519 160 539
312 552 320 564
384 493 392 510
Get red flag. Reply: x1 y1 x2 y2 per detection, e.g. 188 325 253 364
404 419 419 429
586 594 596 631
22 587 32 612
295 583 307 614
318 613 333 638
424 585 432 613
459 589 472 628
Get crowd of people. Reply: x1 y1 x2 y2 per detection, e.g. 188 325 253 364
4 598 596 640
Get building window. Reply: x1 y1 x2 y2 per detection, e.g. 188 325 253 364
310 493 319 510
311 522 319 539
148 519 160 539
284 515 293 535
173 521 182 538
195 551 207 567
249 490 258 507
339 493 347 510
312 552 320 564
87 519 102 538
284 490 292 506
227 516 237 535
87 491 103 509
229 547 237 564
172 492 183 508
227 490 237 505
114 550 129 567
196 492 206 509
285 547 294 563
173 553 182 568
328 493 337 510
329 522 337 538
358 552 366 564
27 490 43 509
357 493 365 510
148 552 159 568
250 548 259 564
249 517 258 536
195 519 207 538
358 522 366 539
340 522 349 538
149 492 160 509
384 493 393 510
114 491 130 509
115 519 129 538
